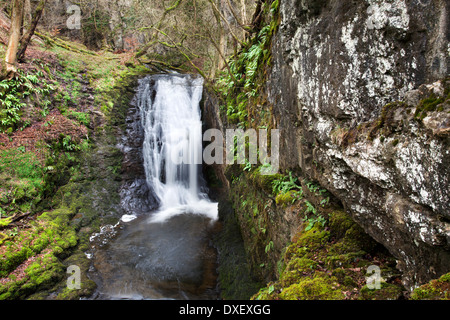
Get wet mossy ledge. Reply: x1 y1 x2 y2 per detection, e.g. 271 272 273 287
0 43 151 299
207 90 450 301
219 164 406 300
252 211 404 300
217 163 450 300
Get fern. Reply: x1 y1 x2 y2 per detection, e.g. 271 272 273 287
0 71 55 132
303 200 327 231
272 172 302 195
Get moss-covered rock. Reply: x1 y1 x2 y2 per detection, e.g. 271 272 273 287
0 208 79 299
252 210 404 300
279 273 345 300
280 257 318 287
410 273 450 300
291 224 330 251
275 190 299 207
359 282 404 300
249 168 283 194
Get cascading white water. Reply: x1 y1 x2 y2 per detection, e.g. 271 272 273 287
138 73 218 223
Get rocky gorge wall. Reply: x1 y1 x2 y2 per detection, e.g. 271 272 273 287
266 0 449 290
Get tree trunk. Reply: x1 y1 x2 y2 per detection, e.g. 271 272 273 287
24 0 32 30
212 0 226 70
17 0 47 62
240 0 247 38
207 0 244 47
250 0 265 32
2 0 24 79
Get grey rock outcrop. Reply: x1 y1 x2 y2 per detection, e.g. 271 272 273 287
268 0 449 290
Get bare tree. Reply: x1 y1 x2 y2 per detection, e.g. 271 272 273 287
17 0 48 62
2 0 24 79
135 0 183 59
128 0 256 78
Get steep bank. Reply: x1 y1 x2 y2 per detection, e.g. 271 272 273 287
0 38 150 299
205 0 449 299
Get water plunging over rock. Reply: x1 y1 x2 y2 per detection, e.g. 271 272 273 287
89 73 219 300
138 74 218 223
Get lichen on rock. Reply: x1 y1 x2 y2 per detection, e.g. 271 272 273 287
267 0 450 290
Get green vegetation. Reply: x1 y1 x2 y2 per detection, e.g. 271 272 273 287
0 208 79 299
0 148 45 219
253 211 403 300
216 0 279 129
272 172 302 196
228 164 340 286
0 71 55 132
271 174 329 229
271 175 327 208
410 273 450 300
0 22 150 298
414 93 448 120
2 0 448 302
67 110 90 127
278 273 345 300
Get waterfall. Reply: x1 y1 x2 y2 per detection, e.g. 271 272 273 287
137 73 218 223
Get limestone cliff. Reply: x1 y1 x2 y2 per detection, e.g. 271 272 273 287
266 0 449 290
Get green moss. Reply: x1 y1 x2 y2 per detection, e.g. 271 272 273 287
0 148 45 217
249 168 283 193
324 249 368 269
410 273 450 300
0 206 81 298
329 210 378 253
368 102 406 140
0 232 8 245
40 252 98 300
414 94 445 120
275 190 299 206
0 217 12 228
359 282 403 300
227 113 240 124
295 224 330 251
253 208 403 300
24 253 65 288
279 273 345 300
329 210 355 239
332 268 358 287
281 257 318 287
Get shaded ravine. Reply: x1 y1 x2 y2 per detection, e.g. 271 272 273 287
87 74 220 300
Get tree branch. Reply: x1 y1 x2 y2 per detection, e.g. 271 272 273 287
151 26 207 78
135 0 184 59
207 0 245 47
17 0 48 62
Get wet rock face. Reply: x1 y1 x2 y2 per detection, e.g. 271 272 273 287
269 0 449 289
118 93 159 215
